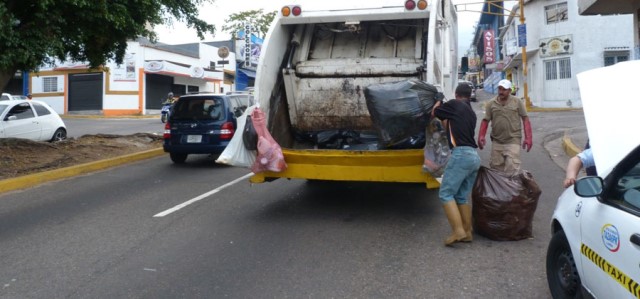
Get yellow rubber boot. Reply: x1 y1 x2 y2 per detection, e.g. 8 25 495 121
442 201 467 246
458 204 473 242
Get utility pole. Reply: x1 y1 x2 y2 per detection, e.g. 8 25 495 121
519 0 530 107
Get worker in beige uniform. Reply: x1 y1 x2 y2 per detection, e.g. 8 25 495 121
477 79 532 175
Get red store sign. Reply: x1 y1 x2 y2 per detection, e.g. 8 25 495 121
484 30 495 64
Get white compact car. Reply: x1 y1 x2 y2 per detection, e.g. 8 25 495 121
546 61 640 298
0 100 67 142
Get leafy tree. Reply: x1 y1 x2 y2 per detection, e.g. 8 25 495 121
0 0 216 91
221 9 277 39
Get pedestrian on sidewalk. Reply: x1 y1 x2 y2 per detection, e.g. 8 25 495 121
431 83 481 246
477 79 532 175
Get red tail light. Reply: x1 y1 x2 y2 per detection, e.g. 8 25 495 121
405 0 416 10
163 122 171 139
220 122 234 140
292 6 302 16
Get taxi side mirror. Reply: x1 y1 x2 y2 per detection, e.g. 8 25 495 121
574 176 603 198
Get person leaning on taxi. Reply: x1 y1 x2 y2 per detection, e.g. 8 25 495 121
477 79 532 175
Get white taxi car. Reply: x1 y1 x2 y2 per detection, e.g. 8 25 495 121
546 61 640 298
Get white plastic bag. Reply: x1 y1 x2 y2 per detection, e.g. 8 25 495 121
215 106 257 167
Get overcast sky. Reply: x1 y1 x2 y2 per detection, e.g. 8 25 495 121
155 0 510 59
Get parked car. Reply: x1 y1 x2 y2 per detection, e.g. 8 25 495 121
1 93 30 101
226 91 254 116
458 80 477 102
546 61 640 299
163 93 249 163
1 93 19 101
0 100 67 142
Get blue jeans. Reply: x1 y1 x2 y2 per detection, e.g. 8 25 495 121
438 146 481 204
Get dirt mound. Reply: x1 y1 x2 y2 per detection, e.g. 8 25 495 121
1 133 163 180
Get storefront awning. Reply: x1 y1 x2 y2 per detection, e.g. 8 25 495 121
503 49 539 71
238 68 256 78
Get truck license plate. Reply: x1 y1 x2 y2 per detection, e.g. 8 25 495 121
186 135 202 143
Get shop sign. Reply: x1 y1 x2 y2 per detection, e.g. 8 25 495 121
484 30 495 64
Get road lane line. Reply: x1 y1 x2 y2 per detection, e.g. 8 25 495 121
153 173 253 217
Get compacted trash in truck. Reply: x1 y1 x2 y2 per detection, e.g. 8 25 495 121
248 0 458 188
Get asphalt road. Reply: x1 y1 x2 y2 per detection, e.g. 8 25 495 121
0 102 586 298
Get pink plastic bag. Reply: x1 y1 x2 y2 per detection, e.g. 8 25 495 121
250 108 287 173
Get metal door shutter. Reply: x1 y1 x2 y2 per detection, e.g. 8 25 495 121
69 73 103 111
145 74 173 109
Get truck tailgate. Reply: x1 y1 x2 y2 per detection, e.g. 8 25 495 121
250 148 441 188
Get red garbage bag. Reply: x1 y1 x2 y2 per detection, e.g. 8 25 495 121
472 166 541 241
250 108 287 173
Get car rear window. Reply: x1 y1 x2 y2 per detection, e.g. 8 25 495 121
172 97 226 121
32 102 52 116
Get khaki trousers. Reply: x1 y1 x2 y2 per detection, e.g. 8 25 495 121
490 142 521 175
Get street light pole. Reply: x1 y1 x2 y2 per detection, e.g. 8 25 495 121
519 0 530 107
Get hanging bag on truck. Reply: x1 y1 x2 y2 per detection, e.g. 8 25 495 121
243 115 258 150
422 118 450 177
250 107 287 173
216 107 256 167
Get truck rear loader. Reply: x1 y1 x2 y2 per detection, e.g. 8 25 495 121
249 0 459 188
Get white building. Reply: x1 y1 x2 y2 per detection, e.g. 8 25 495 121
578 0 640 58
500 0 634 108
29 38 236 115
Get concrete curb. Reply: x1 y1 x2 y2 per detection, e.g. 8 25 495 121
528 107 582 112
562 131 581 158
0 148 165 194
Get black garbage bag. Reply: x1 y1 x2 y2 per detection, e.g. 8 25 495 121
472 166 542 241
364 79 440 149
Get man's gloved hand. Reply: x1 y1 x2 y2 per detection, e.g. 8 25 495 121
522 118 533 152
478 136 486 150
477 120 488 150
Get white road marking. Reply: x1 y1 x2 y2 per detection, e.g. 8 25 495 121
153 173 253 217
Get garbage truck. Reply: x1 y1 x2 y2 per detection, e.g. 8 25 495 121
249 0 458 188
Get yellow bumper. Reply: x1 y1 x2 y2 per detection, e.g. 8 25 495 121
250 148 440 189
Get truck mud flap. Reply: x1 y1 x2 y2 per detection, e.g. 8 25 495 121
250 148 441 189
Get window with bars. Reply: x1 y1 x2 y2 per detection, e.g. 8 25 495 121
545 2 568 24
187 85 199 93
604 51 630 66
545 58 571 80
42 77 58 92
